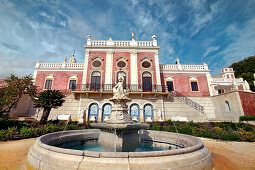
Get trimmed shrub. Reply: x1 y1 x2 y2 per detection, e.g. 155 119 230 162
213 127 223 135
240 116 255 121
220 133 240 141
0 129 8 141
20 127 35 138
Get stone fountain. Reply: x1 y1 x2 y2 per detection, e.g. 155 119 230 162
27 76 212 169
91 76 148 152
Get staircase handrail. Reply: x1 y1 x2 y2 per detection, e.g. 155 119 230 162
171 91 204 114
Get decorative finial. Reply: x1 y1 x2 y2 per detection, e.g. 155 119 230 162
64 56 67 63
69 50 76 63
152 35 157 40
87 34 91 40
132 32 134 40
109 36 112 41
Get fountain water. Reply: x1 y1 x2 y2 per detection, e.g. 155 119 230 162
27 75 212 169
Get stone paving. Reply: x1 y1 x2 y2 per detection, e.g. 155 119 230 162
0 137 254 170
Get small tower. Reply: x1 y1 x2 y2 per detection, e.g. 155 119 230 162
221 68 235 79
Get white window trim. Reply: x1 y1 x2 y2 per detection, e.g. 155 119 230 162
189 76 200 92
67 75 78 89
43 75 54 90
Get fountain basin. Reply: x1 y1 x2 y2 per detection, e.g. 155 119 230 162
27 129 212 170
91 123 149 152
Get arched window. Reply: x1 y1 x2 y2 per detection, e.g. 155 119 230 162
142 72 152 92
102 103 112 122
91 71 101 90
225 101 231 112
130 104 140 121
143 104 153 122
88 103 99 121
117 71 126 89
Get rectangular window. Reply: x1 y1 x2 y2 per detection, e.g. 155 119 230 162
44 80 52 89
91 76 100 90
69 80 76 89
191 82 198 91
142 77 152 91
166 81 174 92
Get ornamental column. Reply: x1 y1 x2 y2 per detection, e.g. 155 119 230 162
154 51 162 91
105 50 114 85
82 50 90 85
130 51 139 88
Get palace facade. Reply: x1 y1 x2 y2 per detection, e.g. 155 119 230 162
11 33 255 122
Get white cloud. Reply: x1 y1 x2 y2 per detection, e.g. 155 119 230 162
222 18 255 65
39 12 56 22
202 46 219 59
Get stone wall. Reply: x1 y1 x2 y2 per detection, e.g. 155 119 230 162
238 91 255 116
8 94 33 118
211 91 244 122
35 71 83 93
160 73 210 97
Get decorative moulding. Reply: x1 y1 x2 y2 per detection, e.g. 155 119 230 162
92 56 104 61
141 56 152 61
116 56 128 61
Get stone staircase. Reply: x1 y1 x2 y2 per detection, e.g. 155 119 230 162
171 91 204 114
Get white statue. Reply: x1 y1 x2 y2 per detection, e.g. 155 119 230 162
176 58 180 64
78 109 85 124
112 75 127 99
232 80 238 91
244 80 251 92
158 109 163 122
69 54 76 63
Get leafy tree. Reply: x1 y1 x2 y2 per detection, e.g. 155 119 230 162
230 55 255 91
0 75 37 117
33 89 65 124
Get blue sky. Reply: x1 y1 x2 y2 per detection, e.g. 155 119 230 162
0 0 255 78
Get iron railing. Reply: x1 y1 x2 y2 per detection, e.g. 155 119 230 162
70 84 165 93
171 91 204 114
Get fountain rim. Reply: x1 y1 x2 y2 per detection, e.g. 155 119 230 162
36 129 204 158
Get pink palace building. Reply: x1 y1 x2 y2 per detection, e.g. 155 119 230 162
15 33 255 122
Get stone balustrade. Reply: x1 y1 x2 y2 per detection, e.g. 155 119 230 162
137 41 154 46
160 64 209 71
35 62 84 69
87 40 156 47
212 77 243 82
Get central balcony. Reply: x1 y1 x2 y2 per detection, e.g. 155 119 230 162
70 84 168 95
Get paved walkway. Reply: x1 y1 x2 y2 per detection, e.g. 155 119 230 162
201 138 255 170
0 138 254 169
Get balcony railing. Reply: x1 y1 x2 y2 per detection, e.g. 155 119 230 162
70 84 165 93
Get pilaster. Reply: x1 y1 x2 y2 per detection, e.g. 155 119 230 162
130 51 138 85
105 50 114 84
82 50 90 84
154 51 162 87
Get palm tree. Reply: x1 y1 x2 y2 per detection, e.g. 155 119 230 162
34 89 65 124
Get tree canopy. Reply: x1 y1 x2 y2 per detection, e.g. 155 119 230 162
230 55 255 92
0 75 37 116
33 89 65 124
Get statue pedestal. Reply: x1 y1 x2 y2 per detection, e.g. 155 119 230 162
91 97 148 152
106 98 133 124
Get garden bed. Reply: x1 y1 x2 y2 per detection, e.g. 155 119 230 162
0 120 254 142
